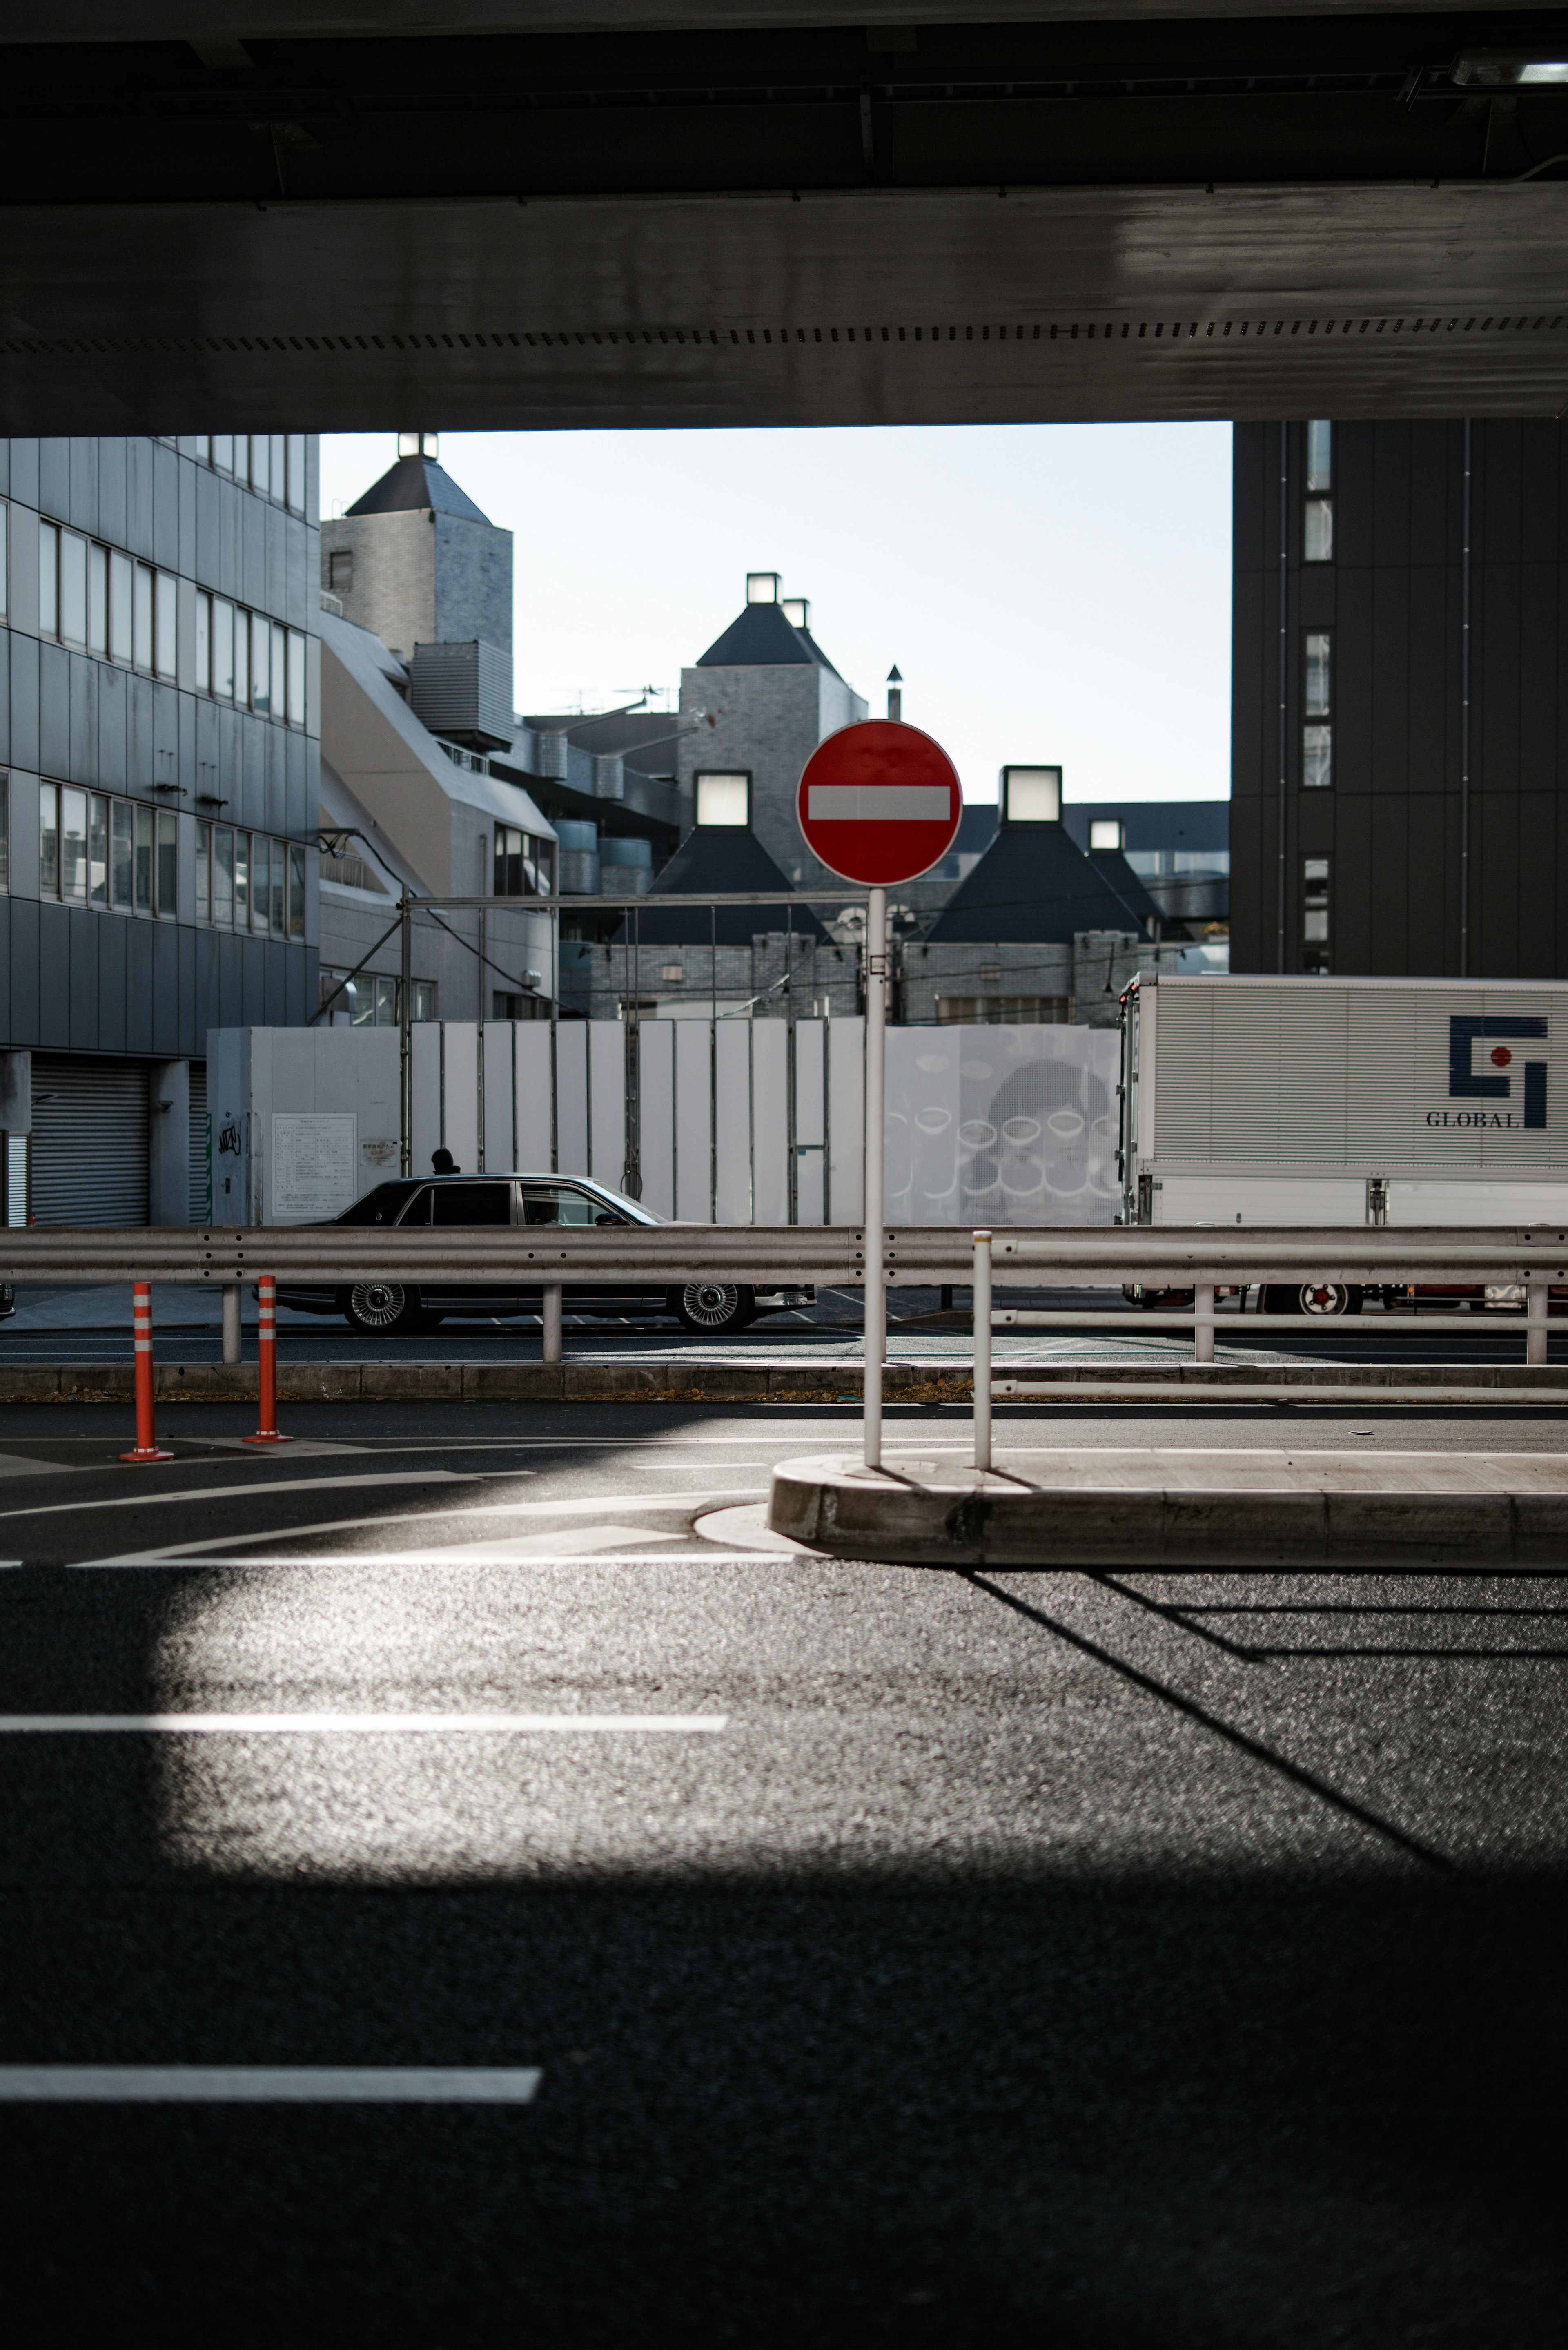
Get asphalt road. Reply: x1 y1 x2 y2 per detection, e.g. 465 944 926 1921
4 1284 1565 1367
0 1399 1563 2343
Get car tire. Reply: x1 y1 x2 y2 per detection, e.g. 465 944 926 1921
672 1282 756 1336
1263 1282 1363 1318
340 1281 428 1337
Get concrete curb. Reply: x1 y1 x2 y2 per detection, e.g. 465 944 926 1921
0 1360 1563 1407
767 1449 1568 1567
0 1361 973 1407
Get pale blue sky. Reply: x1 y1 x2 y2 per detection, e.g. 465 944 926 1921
320 422 1232 808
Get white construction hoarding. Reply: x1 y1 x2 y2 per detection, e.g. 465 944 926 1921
209 1017 1118 1226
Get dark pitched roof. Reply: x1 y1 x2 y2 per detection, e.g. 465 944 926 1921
346 454 493 525
1088 847 1169 933
1060 799 1230 857
924 820 1150 944
614 827 828 945
695 602 815 668
793 625 846 683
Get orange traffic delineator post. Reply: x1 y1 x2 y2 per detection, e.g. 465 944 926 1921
120 1281 174 1464
243 1274 292 1445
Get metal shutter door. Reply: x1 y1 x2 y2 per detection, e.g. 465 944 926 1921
31 1057 150 1226
188 1061 209 1225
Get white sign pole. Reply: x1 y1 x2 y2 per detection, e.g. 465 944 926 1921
864 883 888 1469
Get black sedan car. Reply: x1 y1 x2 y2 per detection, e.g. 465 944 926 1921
276 1171 812 1339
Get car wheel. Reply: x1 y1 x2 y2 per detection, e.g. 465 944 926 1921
1263 1283 1363 1317
341 1281 427 1336
673 1282 755 1336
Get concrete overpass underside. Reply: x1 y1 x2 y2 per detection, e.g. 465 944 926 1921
6 4 1568 430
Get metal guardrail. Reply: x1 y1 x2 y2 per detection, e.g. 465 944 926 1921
2 1223 1567 1387
2 1224 1567 1287
969 1225 1568 1465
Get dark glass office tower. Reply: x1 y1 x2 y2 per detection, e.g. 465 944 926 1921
1231 418 1568 981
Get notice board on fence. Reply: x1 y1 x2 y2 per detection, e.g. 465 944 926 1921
271 1113 358 1223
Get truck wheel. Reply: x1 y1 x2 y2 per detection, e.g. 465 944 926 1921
1263 1283 1363 1318
673 1282 755 1336
341 1281 428 1337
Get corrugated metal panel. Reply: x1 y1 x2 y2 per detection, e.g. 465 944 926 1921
31 1056 149 1226
1154 979 1568 1168
188 1061 209 1225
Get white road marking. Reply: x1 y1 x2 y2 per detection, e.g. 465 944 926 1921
0 1713 727 1734
78 1487 765 1565
0 2066 541 2103
423 1525 688 1558
0 1469 484 1524
0 1454 65 1478
66 1551 782 1568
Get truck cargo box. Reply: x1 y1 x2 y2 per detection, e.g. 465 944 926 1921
1121 975 1568 1228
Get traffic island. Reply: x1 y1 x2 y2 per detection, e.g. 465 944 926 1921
766 1447 1568 1567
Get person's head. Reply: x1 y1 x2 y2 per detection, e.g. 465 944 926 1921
431 1146 459 1174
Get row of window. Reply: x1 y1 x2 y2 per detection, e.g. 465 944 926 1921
41 783 179 917
169 434 307 515
23 778 308 939
318 971 436 1025
31 519 308 723
194 822 307 938
494 824 553 898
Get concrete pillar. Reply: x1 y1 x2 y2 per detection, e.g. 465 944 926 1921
149 1059 191 1226
0 1051 32 1228
0 1052 31 1135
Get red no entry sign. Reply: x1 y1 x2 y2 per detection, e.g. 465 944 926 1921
796 720 962 887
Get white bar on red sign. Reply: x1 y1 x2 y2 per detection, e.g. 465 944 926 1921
807 785 953 823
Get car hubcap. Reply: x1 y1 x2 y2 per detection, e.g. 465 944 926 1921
350 1280 407 1329
682 1282 741 1329
1301 1284 1347 1316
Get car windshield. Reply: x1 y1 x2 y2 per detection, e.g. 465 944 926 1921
576 1179 664 1226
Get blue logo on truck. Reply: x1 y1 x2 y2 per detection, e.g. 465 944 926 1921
1440 1015 1547 1129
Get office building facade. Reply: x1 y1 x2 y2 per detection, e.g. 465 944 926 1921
1232 417 1568 980
0 433 320 1223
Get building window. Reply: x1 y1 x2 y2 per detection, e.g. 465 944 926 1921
194 826 307 938
38 522 58 636
0 502 7 621
1306 419 1332 490
328 548 354 593
1088 819 1125 850
109 551 132 662
494 825 549 897
1303 630 1332 787
695 772 750 827
59 530 87 646
133 562 154 669
88 542 107 653
1303 420 1333 562
155 571 178 680
41 785 175 916
194 435 211 464
0 774 8 892
1302 856 1331 973
1002 766 1063 824
935 995 1070 1026
319 972 434 1024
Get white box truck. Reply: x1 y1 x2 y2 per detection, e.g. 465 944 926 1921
1118 973 1568 1315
